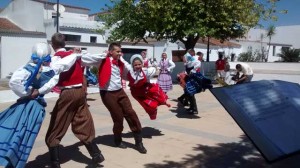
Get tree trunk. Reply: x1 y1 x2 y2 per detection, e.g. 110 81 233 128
180 35 199 51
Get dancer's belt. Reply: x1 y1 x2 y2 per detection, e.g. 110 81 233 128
59 86 82 90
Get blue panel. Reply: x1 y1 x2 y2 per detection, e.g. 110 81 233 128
210 80 300 162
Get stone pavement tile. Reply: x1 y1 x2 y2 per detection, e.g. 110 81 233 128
1 85 300 168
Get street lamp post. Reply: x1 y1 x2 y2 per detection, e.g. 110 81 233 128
207 36 210 62
56 0 59 33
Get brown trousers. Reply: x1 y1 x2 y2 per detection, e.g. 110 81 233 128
45 87 95 147
100 89 142 136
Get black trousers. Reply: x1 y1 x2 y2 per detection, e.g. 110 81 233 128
186 94 198 111
179 93 198 111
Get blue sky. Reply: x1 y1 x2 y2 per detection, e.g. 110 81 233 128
259 0 300 27
0 0 299 27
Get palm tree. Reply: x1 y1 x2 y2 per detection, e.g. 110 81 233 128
266 25 276 62
259 33 267 62
277 48 300 62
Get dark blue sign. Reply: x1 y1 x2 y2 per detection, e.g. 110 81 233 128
210 80 300 162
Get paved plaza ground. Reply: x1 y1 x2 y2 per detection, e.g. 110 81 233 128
1 82 300 168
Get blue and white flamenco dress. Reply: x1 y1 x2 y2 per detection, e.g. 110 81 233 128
0 64 55 168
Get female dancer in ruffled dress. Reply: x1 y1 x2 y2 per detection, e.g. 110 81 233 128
124 54 170 120
0 43 79 168
157 52 176 94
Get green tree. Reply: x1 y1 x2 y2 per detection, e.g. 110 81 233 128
238 51 253 62
265 25 276 62
277 48 300 62
99 0 281 51
238 49 263 62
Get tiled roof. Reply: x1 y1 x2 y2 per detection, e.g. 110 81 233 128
0 18 45 36
89 11 111 16
199 37 241 48
121 38 160 45
0 18 22 31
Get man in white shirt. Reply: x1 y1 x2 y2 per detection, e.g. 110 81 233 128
234 63 254 84
178 49 201 114
82 42 147 154
45 33 104 168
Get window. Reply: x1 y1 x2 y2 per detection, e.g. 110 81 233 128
90 36 97 43
273 46 276 56
65 47 87 51
247 46 252 51
52 13 57 19
172 50 186 62
63 34 81 42
282 47 290 50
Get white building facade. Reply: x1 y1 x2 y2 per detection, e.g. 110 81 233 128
0 0 298 79
0 0 109 78
235 28 293 62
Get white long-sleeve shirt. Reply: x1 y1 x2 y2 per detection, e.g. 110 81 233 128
157 59 176 72
82 52 128 91
9 53 80 97
240 63 254 75
187 60 201 73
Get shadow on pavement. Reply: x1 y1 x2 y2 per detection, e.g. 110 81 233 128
144 135 300 168
25 128 163 167
25 142 100 168
87 98 97 101
93 126 164 149
169 99 200 119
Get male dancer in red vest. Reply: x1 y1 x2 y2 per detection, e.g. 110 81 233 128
82 42 147 154
45 33 104 168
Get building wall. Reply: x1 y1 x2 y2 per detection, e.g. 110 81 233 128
243 28 268 42
83 46 107 54
65 44 108 56
236 41 283 62
1 36 47 78
268 45 283 62
44 19 57 40
62 12 89 20
122 44 154 59
152 41 242 62
272 25 300 49
60 30 106 44
229 62 300 74
0 0 45 32
153 41 174 61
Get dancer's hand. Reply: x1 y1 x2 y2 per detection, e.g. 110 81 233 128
31 89 40 99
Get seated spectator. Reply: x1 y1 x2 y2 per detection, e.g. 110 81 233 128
233 63 254 84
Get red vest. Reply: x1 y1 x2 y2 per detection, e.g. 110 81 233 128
55 50 84 87
98 56 124 88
